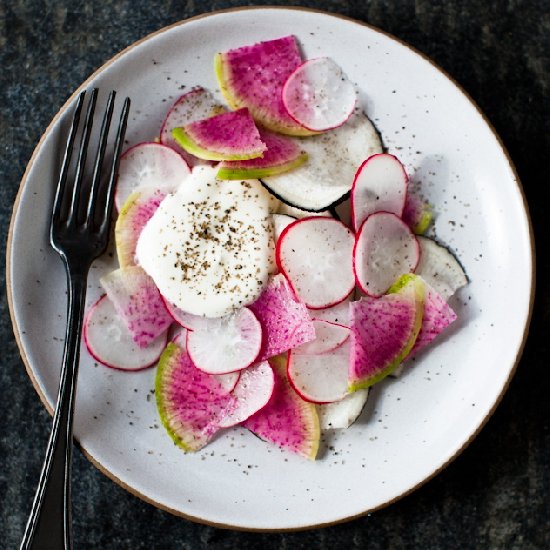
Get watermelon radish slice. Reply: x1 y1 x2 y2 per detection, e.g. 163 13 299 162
354 212 420 297
277 217 355 308
317 388 369 430
349 274 425 391
293 319 349 355
416 236 468 301
249 274 315 362
309 296 352 327
100 266 173 348
159 87 225 166
172 108 266 161
288 341 350 404
402 192 433 234
218 361 275 428
84 295 167 371
115 189 166 268
242 355 320 459
215 35 314 136
350 154 408 231
115 142 190 211
262 111 383 211
186 307 262 374
282 57 356 132
217 129 308 180
155 343 235 452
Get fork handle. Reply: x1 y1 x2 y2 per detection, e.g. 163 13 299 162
21 270 87 550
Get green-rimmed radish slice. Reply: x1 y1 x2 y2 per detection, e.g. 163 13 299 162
186 307 262 374
160 87 225 166
317 388 369 430
217 129 307 180
276 217 355 309
155 343 235 452
402 192 433 234
354 211 420 297
348 274 425 391
84 295 167 371
262 111 383 211
350 154 408 232
172 108 266 161
242 355 320 459
218 361 275 428
416 236 468 301
115 142 190 211
214 35 314 136
282 57 356 132
293 319 349 355
115 189 166 268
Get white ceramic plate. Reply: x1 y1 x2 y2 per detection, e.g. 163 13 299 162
8 8 533 530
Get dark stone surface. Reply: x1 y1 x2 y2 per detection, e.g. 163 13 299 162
1 1 548 548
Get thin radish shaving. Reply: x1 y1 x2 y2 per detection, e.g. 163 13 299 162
293 319 349 355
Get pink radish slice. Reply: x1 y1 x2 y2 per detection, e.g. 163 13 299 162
115 142 190 211
288 342 350 404
293 319 350 355
354 212 420 297
282 57 356 132
218 361 275 428
402 192 432 234
100 266 173 348
115 189 166 268
84 295 167 371
248 274 316 362
276 217 355 308
160 87 224 166
309 296 351 327
186 307 262 374
351 154 408 231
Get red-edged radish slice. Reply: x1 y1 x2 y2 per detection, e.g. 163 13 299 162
353 212 420 297
288 342 350 404
350 154 408 231
163 299 209 332
218 361 275 428
277 217 355 308
282 57 356 132
160 87 224 166
186 307 262 374
84 295 167 371
309 296 351 327
115 142 190 211
317 388 369 430
293 319 350 355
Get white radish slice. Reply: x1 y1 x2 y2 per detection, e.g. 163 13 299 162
84 295 166 371
351 154 408 231
354 212 420 297
317 388 369 430
277 202 332 219
288 342 350 404
218 361 275 428
309 296 351 327
293 319 350 355
277 217 355 308
186 307 262 374
282 57 356 132
272 213 296 242
416 236 468 301
115 142 190 211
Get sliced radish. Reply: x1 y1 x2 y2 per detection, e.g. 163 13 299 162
288 342 350 404
163 300 210 332
277 217 355 308
416 236 468 301
317 388 369 430
115 142 190 211
351 154 408 231
354 212 420 297
282 57 356 132
100 266 173 348
248 274 316 362
402 192 433 234
186 307 262 374
272 213 296 243
159 87 225 166
84 295 167 371
309 296 352 327
293 319 349 355
277 202 332 219
218 361 275 428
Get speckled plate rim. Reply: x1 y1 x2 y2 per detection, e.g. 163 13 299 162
6 6 535 532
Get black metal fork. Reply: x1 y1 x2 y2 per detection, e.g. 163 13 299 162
21 90 130 550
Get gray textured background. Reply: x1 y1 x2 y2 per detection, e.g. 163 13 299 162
1 1 548 548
